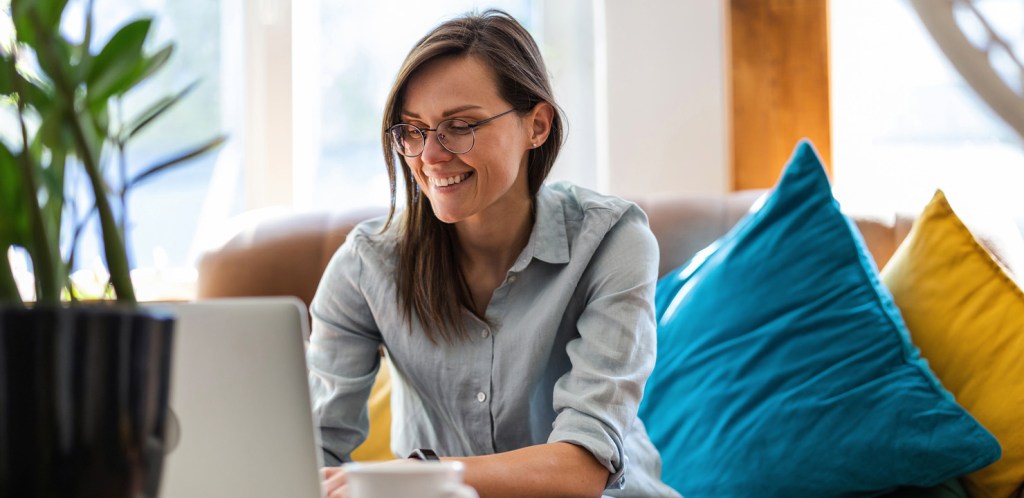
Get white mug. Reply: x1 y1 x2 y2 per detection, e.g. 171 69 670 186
342 460 478 498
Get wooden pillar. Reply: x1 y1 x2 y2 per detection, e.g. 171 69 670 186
729 0 832 190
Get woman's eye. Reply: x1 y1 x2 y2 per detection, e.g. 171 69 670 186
445 122 473 135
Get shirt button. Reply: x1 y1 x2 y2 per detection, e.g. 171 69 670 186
507 275 518 284
481 329 490 338
476 392 487 403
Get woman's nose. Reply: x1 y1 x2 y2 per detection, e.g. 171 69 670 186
420 132 454 164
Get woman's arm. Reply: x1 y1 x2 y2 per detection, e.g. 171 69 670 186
308 231 385 465
320 442 607 498
448 442 608 498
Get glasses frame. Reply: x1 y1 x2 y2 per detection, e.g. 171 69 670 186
387 108 518 157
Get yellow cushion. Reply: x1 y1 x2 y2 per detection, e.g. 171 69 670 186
349 356 393 461
881 190 1024 498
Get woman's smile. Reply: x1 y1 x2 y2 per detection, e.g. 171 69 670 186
426 171 474 190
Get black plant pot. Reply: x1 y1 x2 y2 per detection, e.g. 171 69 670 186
0 305 175 498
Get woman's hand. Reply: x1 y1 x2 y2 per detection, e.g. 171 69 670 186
321 466 348 498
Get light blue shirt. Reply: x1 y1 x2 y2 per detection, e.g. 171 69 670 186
307 181 680 497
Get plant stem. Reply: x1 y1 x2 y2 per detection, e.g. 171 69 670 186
84 0 95 51
0 247 23 305
29 10 136 304
9 55 60 304
69 115 136 303
116 99 132 268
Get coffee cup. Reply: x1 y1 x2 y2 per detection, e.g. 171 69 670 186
342 460 478 498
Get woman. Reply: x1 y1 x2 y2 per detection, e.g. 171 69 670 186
309 10 678 498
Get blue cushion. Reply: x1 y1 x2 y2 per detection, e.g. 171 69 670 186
638 140 1000 497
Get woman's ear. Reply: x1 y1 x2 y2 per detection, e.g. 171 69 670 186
526 102 554 148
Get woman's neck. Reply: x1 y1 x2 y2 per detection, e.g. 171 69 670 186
454 196 534 274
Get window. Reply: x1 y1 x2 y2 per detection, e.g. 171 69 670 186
5 1 597 300
3 0 241 299
830 0 1024 229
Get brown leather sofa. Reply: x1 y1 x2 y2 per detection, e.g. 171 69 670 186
195 190 919 306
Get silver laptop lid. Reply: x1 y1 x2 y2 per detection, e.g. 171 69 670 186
154 297 324 498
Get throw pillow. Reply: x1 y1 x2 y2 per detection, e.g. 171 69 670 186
349 357 394 461
880 190 1024 498
638 140 1000 497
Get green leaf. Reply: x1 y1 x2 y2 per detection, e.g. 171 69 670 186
90 99 110 140
127 135 227 189
8 62 57 113
11 0 69 51
0 51 52 110
134 44 173 87
14 5 76 89
86 18 152 103
123 80 198 140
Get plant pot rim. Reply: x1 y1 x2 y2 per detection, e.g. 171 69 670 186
0 302 174 320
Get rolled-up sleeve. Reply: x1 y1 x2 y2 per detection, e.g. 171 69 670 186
307 234 384 465
547 207 660 489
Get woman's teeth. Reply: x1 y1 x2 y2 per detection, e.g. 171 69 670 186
430 172 471 187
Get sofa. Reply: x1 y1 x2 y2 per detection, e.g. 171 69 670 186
195 189 922 305
195 185 1024 497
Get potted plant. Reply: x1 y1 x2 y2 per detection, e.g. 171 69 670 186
0 1 224 496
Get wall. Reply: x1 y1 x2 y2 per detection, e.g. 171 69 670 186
597 0 730 197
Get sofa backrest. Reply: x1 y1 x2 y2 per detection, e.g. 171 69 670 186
196 190 918 306
631 190 919 277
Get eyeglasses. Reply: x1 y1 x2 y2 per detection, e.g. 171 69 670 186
387 109 517 157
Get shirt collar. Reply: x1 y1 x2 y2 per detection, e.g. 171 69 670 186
516 185 570 268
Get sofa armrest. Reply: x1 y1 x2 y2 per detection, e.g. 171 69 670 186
196 207 388 306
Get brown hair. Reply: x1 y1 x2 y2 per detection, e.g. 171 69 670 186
380 10 565 344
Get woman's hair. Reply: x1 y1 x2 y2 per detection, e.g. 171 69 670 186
381 9 565 344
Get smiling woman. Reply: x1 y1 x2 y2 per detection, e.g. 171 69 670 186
395 54 553 318
380 18 565 341
397 57 544 223
307 10 680 498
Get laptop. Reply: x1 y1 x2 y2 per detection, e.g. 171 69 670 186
151 297 325 498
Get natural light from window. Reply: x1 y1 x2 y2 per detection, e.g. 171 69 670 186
830 0 1024 228
4 1 597 301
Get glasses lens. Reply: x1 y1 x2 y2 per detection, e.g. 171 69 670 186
437 119 475 154
390 124 424 157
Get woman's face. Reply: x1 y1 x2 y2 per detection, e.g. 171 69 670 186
400 55 535 225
